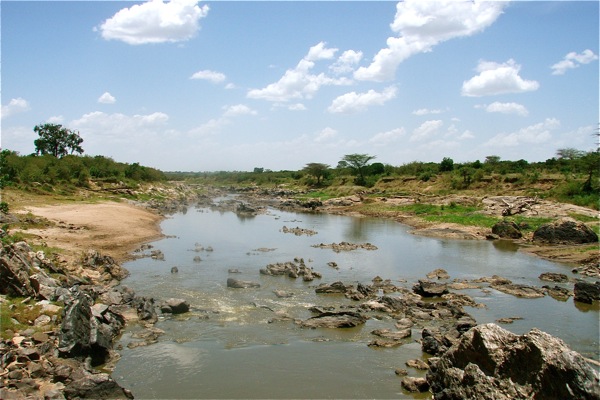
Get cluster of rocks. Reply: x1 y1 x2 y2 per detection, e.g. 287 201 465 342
260 258 322 281
281 225 318 236
489 217 598 245
311 241 378 252
0 240 192 399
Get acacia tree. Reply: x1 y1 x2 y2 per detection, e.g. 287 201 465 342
303 162 330 185
341 153 375 186
33 123 84 158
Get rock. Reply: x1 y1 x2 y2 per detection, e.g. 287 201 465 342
539 272 569 282
533 217 599 244
395 368 408 376
426 323 600 400
0 242 38 297
371 328 411 341
170 266 179 273
543 285 572 301
228 269 241 274
426 268 450 280
315 281 350 294
161 298 190 314
491 221 522 239
64 371 134 399
574 281 600 304
490 283 545 298
401 376 429 392
300 311 367 329
406 358 429 370
413 280 449 297
226 278 260 289
58 290 94 358
273 290 294 298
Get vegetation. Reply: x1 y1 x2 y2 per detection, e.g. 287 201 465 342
33 123 84 158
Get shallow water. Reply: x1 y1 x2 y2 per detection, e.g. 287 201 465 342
113 205 599 399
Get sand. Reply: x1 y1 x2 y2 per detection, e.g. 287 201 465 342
21 201 164 263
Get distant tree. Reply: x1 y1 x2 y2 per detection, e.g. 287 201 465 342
253 167 264 173
341 153 376 185
439 157 454 172
303 163 330 185
556 148 585 160
581 150 600 193
485 155 501 164
367 162 385 175
33 123 83 158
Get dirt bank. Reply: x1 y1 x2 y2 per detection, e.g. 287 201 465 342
18 201 164 263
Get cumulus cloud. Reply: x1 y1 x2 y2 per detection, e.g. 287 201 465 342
98 92 116 104
98 0 209 45
412 108 445 116
551 49 598 75
355 0 507 82
369 127 405 146
327 86 397 114
190 69 226 83
247 42 351 102
330 50 363 75
1 98 30 119
190 104 257 136
222 104 257 117
479 101 528 116
70 111 170 146
314 127 338 143
485 118 560 147
461 59 539 97
410 119 444 142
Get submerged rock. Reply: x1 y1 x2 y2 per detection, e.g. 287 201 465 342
227 278 260 289
427 323 600 400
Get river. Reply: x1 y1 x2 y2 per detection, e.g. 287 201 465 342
112 202 599 399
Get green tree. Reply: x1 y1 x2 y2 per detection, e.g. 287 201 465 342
556 148 585 160
33 123 84 158
581 150 599 193
341 153 376 186
303 163 330 185
439 157 454 172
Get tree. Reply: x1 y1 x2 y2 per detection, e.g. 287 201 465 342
485 155 501 164
439 157 454 172
556 148 585 160
303 163 330 185
33 123 84 158
341 153 375 185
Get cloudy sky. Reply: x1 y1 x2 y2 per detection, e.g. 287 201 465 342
2 0 598 172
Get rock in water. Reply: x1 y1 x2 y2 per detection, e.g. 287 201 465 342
427 323 600 400
227 278 260 289
574 281 600 304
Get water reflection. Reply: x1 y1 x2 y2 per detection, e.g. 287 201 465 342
492 239 520 252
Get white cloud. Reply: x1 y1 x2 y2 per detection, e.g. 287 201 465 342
327 86 397 114
287 103 307 111
190 69 226 83
369 127 405 146
98 0 209 45
355 0 507 82
314 127 338 143
188 117 231 137
412 108 444 116
485 118 560 147
551 49 599 75
480 101 529 116
330 50 363 75
1 98 30 119
47 116 64 124
98 92 116 104
222 104 257 117
462 59 540 97
410 119 443 142
247 42 351 102
70 111 169 141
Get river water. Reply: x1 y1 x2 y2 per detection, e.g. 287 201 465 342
113 203 599 399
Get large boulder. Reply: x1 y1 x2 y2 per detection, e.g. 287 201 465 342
227 278 260 289
160 298 190 314
574 281 600 304
300 311 367 329
427 323 600 400
413 280 449 297
491 220 523 239
533 218 598 245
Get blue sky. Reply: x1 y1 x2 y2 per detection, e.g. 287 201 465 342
2 1 598 172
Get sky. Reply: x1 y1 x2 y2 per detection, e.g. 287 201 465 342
1 0 598 172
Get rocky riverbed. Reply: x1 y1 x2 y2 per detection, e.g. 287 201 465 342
1 185 599 399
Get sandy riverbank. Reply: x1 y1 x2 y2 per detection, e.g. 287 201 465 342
20 201 164 263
